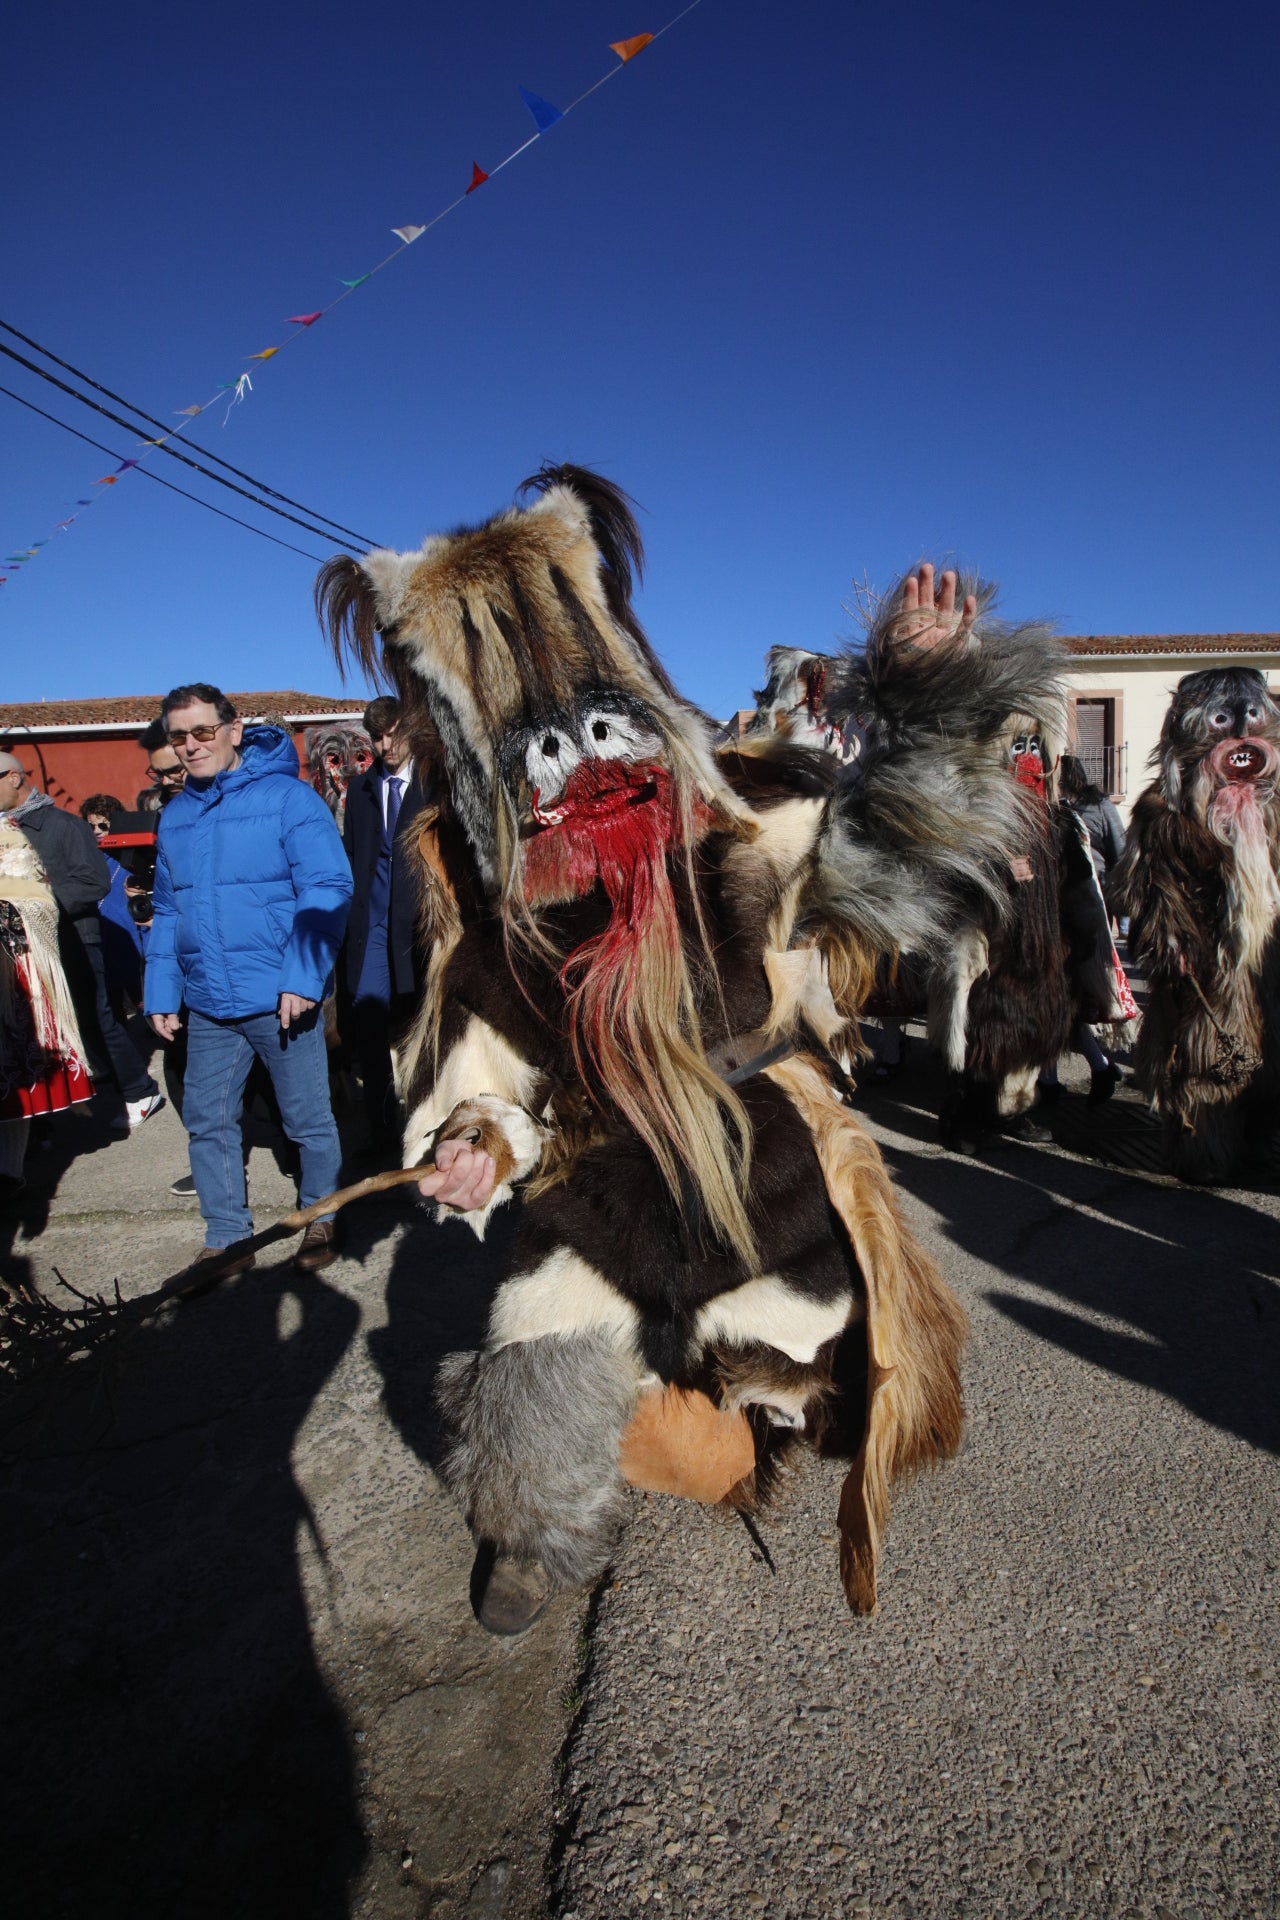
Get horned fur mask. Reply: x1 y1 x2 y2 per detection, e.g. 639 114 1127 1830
318 464 758 1261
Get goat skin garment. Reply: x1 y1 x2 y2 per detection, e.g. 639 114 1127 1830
619 1387 755 1503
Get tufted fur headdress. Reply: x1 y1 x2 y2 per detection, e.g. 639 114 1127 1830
317 465 744 891
319 466 759 1264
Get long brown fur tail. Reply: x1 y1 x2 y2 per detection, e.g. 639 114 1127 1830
765 1055 968 1613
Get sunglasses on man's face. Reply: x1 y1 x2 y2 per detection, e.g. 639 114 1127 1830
88 819 110 834
167 724 226 747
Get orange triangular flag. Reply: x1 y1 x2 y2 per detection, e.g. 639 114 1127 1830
248 346 279 361
96 475 119 485
611 33 653 61
465 161 489 194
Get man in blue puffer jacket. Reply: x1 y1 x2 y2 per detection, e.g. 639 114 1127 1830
144 684 354 1273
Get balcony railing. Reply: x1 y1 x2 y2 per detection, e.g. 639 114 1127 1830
1077 742 1128 798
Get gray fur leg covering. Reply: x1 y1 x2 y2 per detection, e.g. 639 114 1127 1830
435 1332 640 1590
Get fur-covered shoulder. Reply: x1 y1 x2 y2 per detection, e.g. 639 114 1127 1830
717 738 838 806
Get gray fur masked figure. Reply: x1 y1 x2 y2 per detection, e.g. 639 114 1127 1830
1111 666 1280 1181
743 609 1122 1151
304 721 374 833
317 467 1061 1633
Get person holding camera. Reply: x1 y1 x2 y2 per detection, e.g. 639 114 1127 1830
80 794 145 1016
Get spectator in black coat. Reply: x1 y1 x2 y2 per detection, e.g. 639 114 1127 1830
340 698 428 1154
0 753 162 1130
1059 755 1127 889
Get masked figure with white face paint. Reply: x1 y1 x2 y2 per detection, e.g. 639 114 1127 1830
319 466 1063 1633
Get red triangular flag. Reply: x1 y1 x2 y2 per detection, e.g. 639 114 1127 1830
287 312 323 326
465 162 489 194
611 33 654 62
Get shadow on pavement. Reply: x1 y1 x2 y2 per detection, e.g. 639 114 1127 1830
0 1259 365 1918
2 1093 122 1272
367 1201 516 1475
868 1082 1280 1456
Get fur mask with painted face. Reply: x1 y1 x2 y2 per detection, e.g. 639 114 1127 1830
317 466 757 1261
317 464 746 902
305 722 374 820
1157 667 1280 829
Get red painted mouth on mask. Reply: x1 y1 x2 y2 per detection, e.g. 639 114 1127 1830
1012 751 1046 796
1208 738 1277 785
530 758 660 828
522 759 684 906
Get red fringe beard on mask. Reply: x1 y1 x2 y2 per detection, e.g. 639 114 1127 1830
517 757 756 1266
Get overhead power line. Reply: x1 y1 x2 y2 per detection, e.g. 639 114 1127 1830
0 317 377 549
0 382 328 563
0 338 374 552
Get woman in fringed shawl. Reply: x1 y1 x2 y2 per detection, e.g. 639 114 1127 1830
0 818 91 1203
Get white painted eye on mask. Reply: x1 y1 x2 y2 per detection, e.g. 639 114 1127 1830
525 727 582 803
579 705 663 762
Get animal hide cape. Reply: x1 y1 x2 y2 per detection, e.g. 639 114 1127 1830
1111 666 1280 1181
317 468 1062 1614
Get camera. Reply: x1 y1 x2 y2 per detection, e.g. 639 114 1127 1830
99 812 158 925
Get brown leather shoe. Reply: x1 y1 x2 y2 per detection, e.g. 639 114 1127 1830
293 1219 340 1272
194 1244 256 1278
163 1244 256 1300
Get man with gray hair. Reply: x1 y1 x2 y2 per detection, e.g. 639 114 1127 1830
0 751 163 1129
144 685 352 1273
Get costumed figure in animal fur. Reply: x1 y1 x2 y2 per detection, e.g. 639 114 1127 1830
738 594 1119 1135
845 610 1132 1155
746 647 861 762
318 470 1060 1635
304 721 374 832
1110 666 1280 1183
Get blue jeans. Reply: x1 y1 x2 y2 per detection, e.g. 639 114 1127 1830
182 1007 342 1249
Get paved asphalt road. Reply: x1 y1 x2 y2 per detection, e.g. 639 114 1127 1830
2 1042 1277 1920
553 1058 1280 1920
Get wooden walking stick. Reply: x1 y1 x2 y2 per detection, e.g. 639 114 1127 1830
156 1165 430 1300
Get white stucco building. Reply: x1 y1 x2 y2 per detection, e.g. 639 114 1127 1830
1062 633 1279 820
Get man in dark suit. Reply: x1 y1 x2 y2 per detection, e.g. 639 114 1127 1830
340 698 426 1154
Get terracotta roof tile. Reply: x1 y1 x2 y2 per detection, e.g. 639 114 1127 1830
0 690 365 731
1066 633 1280 659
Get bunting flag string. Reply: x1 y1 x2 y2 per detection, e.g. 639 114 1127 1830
0 2 703 587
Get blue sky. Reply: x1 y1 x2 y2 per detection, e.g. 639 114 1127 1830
3 0 1277 716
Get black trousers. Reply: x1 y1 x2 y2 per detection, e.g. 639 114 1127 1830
71 931 155 1103
347 993 415 1146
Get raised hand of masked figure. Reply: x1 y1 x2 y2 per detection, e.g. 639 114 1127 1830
892 562 978 654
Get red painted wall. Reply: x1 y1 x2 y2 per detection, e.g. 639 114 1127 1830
0 729 318 813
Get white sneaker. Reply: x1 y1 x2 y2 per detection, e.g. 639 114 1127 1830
124 1090 166 1130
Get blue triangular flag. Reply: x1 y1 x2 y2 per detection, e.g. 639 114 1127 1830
519 86 564 133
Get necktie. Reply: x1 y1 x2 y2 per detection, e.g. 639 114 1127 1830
386 775 404 838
